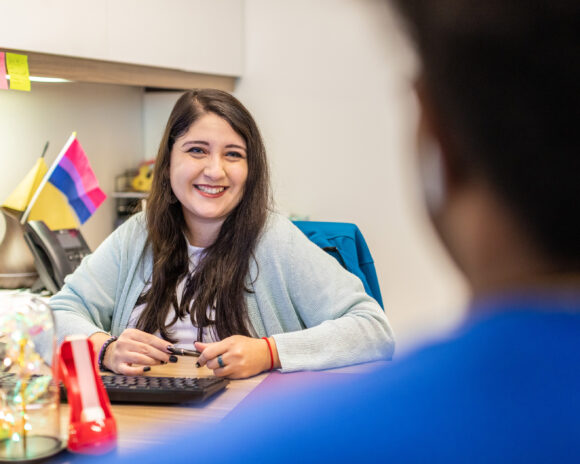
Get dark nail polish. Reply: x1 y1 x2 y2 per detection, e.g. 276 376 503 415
169 355 178 363
195 362 201 368
166 345 174 353
143 366 151 372
160 361 167 365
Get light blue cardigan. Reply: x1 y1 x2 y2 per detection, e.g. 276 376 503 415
50 212 395 372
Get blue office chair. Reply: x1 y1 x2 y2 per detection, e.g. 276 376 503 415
292 221 384 309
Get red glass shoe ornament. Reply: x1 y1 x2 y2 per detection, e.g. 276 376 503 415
58 336 117 454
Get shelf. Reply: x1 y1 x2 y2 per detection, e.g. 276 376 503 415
111 191 149 199
0 47 237 91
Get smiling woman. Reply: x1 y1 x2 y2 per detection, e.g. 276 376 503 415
48 89 395 379
170 113 249 247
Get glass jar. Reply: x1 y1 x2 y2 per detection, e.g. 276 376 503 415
0 293 64 461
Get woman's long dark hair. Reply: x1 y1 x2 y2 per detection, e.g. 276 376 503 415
136 89 270 342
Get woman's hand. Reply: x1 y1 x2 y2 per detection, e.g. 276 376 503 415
195 335 280 379
90 329 172 375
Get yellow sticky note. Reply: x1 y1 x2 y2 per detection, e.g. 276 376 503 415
6 53 31 92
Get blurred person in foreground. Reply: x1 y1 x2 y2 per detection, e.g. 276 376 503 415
103 0 580 462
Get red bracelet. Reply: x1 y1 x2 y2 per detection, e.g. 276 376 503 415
262 337 274 371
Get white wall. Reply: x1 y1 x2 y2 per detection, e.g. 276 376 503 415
236 0 469 352
0 82 144 249
142 91 184 160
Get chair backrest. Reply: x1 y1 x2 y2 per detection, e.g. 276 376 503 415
292 221 384 309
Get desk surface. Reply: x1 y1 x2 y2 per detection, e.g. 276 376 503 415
59 359 269 457
44 360 384 464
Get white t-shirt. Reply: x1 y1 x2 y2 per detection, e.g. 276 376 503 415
127 241 219 348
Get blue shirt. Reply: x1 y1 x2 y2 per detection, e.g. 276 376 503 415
97 294 580 463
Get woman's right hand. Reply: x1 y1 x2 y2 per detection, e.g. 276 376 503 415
90 329 173 375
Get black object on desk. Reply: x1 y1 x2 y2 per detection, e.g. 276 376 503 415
23 220 91 294
80 374 228 404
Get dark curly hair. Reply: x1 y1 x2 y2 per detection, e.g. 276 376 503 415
393 0 580 269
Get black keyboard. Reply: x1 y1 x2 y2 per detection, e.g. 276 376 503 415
0 372 229 405
98 374 229 404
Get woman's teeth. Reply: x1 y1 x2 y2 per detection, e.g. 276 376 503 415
197 185 226 194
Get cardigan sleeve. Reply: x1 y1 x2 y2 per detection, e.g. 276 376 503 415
49 214 146 346
253 214 395 372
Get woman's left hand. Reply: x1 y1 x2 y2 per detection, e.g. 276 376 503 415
195 335 279 379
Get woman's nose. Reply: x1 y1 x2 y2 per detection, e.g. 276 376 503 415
203 154 225 179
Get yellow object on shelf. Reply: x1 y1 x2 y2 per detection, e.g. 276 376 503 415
131 160 155 192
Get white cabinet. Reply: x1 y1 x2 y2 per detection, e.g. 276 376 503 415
0 0 243 76
0 1 108 59
106 0 243 76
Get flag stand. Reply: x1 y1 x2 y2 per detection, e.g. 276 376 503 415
0 207 38 288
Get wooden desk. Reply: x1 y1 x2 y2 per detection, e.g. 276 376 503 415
57 361 385 456
59 359 269 456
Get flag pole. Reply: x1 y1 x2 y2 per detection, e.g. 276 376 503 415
20 132 76 225
40 141 49 158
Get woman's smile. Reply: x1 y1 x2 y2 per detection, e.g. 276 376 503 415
195 184 228 197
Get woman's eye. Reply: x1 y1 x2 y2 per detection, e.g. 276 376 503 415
187 147 205 155
226 151 244 159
